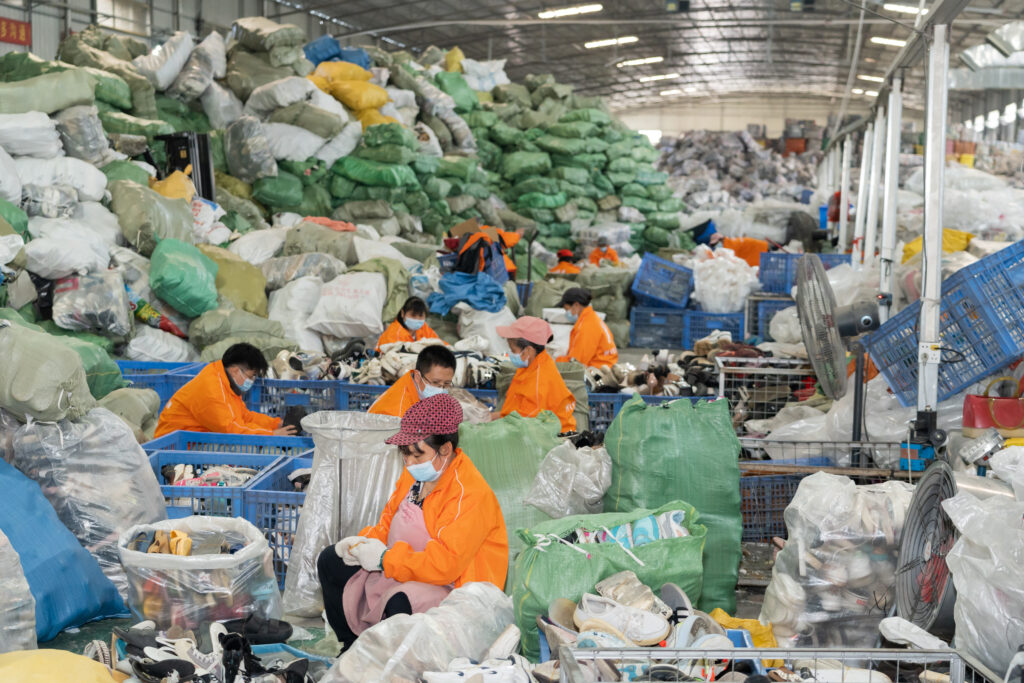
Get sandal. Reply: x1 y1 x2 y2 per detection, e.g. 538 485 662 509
220 613 294 645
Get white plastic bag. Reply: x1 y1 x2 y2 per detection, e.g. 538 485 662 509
0 234 22 267
0 529 36 655
0 145 21 203
72 202 123 247
267 276 325 353
692 245 758 313
261 122 326 161
306 272 387 340
352 236 420 270
414 122 443 158
53 105 111 166
24 234 109 279
261 252 345 291
315 122 363 166
768 305 801 344
244 76 318 118
52 270 134 338
132 30 195 90
126 325 199 363
460 58 511 91
166 31 224 102
200 82 244 129
385 87 417 109
990 446 1024 501
525 441 612 518
13 157 106 202
227 226 289 265
454 304 515 358
284 411 403 617
0 112 62 158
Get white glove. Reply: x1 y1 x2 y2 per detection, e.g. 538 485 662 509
350 537 388 572
334 536 365 566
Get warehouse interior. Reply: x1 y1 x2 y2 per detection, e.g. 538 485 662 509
0 0 1023 681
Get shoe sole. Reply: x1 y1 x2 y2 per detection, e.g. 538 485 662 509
578 617 669 647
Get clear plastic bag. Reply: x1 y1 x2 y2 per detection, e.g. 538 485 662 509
0 529 36 655
760 473 913 647
52 269 134 338
322 582 513 683
990 445 1024 500
283 411 403 617
53 105 111 165
118 516 282 649
125 326 199 363
524 441 612 518
768 305 801 344
21 184 77 219
261 252 345 291
167 32 223 102
224 116 278 183
13 407 166 601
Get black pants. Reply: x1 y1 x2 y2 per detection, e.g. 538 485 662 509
317 545 412 645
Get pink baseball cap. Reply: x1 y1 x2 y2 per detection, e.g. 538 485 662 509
385 393 464 445
496 316 553 346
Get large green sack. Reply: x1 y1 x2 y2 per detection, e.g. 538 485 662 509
604 396 741 613
109 180 193 256
434 71 477 113
355 144 415 166
100 160 150 186
518 191 566 210
0 199 28 239
622 195 658 213
0 68 95 115
253 172 303 209
188 308 285 350
57 34 157 117
363 122 417 149
200 334 298 363
546 121 598 139
534 135 585 156
559 108 611 125
436 156 478 182
224 49 293 101
269 101 344 139
149 239 219 319
333 156 418 188
98 387 162 442
197 245 269 317
501 151 551 181
511 501 707 660
99 110 174 137
0 52 131 110
56 336 127 399
294 183 332 218
282 221 356 264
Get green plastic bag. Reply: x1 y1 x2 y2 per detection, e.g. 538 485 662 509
269 101 344 139
551 153 607 171
549 166 589 185
198 245 269 317
534 135 585 156
356 144 415 166
642 225 671 249
0 199 28 239
604 396 741 613
149 239 219 318
511 177 560 199
253 172 303 208
436 156 478 182
523 207 556 224
54 335 127 399
635 168 669 186
434 71 477 113
411 154 441 176
546 121 597 139
363 122 417 149
294 183 332 218
465 110 498 129
623 195 658 213
424 177 453 201
517 191 567 210
559 108 612 125
99 110 174 137
279 159 328 186
511 501 707 660
659 197 686 213
99 160 149 187
489 121 523 147
501 151 551 181
647 212 680 230
108 180 193 257
329 175 357 200
647 184 673 201
621 182 648 198
334 156 419 188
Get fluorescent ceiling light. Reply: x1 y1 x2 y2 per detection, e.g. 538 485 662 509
618 56 663 67
852 87 865 94
883 3 928 14
660 88 682 95
585 35 638 48
539 3 602 19
857 74 884 83
684 85 697 92
639 72 680 82
871 36 907 47
865 90 879 96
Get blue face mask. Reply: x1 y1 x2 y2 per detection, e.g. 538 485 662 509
406 455 441 482
420 384 446 399
566 309 579 323
510 351 530 369
240 377 255 393
404 317 425 332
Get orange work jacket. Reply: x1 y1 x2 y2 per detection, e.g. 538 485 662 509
500 350 577 432
497 229 521 278
367 370 420 418
589 246 620 266
375 319 443 352
549 261 581 275
556 305 619 368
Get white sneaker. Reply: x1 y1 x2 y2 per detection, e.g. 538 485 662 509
484 624 521 660
572 593 671 646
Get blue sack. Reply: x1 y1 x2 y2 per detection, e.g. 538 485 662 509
339 46 371 70
428 271 507 315
0 460 125 641
303 35 341 65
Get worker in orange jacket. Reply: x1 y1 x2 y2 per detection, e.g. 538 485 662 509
555 287 619 368
317 394 508 643
549 249 581 275
496 316 577 433
375 296 445 352
497 228 522 279
155 343 295 437
588 236 620 266
368 345 458 418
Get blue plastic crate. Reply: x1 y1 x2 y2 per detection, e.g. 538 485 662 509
756 297 795 340
683 309 745 349
758 252 851 294
144 431 314 456
149 451 283 519
245 456 312 588
629 307 685 348
740 474 804 542
588 394 628 433
951 239 1024 349
468 388 500 410
338 382 389 410
248 378 345 418
630 253 693 309
117 361 202 407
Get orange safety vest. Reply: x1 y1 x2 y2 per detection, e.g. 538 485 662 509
589 246 619 266
362 448 509 590
375 319 444 352
154 360 281 437
500 350 577 432
556 305 619 368
367 370 421 418
549 261 581 275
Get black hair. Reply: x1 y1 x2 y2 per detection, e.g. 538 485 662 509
399 432 459 456
509 337 548 354
416 344 457 374
560 287 592 307
222 343 269 375
397 296 428 327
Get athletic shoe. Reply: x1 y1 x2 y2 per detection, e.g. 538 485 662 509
573 594 671 646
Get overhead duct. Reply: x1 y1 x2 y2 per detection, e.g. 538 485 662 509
959 42 1013 70
987 20 1024 57
948 66 1024 90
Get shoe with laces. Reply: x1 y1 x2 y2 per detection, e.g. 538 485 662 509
573 593 671 646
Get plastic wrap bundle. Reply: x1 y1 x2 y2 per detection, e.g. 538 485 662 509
52 270 133 338
260 252 345 291
0 322 95 423
283 411 403 617
760 473 914 648
0 529 36 655
126 326 199 363
53 105 112 165
21 185 77 219
12 408 166 600
524 441 612 519
322 583 513 683
692 244 758 313
224 115 278 183
942 491 1024 675
118 516 282 649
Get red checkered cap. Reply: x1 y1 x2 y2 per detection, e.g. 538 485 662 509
385 393 464 446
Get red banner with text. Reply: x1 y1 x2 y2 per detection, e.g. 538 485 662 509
0 17 31 46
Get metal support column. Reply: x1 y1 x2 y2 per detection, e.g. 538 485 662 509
851 122 872 264
878 75 903 323
918 24 949 412
838 135 853 251
862 106 886 267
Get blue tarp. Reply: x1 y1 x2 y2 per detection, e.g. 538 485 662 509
428 271 507 315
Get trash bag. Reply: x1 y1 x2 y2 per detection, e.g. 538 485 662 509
348 256 412 322
13 157 106 203
224 116 278 183
306 272 387 340
197 245 269 317
511 501 706 660
149 239 219 318
333 156 418 188
0 322 95 422
57 32 158 118
0 69 95 115
269 101 344 139
525 441 612 519
132 30 194 90
125 326 199 363
118 516 281 649
97 387 161 443
52 270 133 338
261 252 345 291
227 226 289 265
166 32 224 102
322 583 513 683
188 308 284 351
108 180 194 257
267 276 324 353
328 80 388 111
0 529 35 655
317 121 364 166
692 245 759 314
283 411 403 617
200 81 243 129
13 407 167 602
231 17 305 51
0 459 124 643
0 112 62 158
53 105 111 166
604 396 741 613
253 171 303 208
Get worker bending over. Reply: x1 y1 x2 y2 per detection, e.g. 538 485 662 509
496 316 577 433
588 237 619 266
155 343 295 437
556 287 618 368
549 249 581 275
376 296 445 352
368 344 457 418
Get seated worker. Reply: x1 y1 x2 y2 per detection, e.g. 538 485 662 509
496 316 577 433
375 296 444 352
588 237 620 266
154 343 296 437
318 393 508 647
368 344 457 418
556 287 619 368
549 249 581 275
